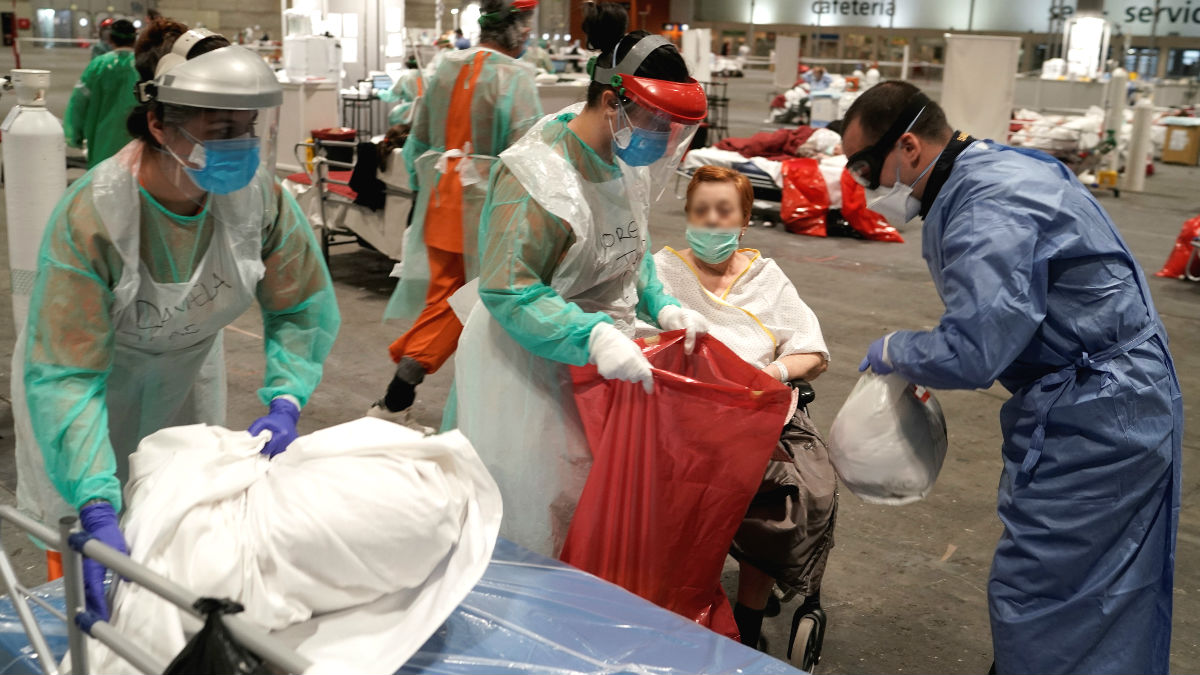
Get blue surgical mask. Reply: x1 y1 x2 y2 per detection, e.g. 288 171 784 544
686 226 741 264
173 129 261 195
614 126 670 167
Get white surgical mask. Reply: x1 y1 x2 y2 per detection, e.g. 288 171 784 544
865 153 937 226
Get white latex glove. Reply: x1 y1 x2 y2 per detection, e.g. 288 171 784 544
657 305 710 355
588 323 654 394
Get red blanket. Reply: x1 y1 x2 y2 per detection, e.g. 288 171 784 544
715 126 815 162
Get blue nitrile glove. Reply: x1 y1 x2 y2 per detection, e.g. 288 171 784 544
249 397 301 458
858 335 894 375
78 501 127 622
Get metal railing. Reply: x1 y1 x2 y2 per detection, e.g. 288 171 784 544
0 505 312 675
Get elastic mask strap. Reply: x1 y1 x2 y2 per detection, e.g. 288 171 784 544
609 103 633 150
170 126 207 167
889 145 937 191
160 140 196 173
911 153 937 187
893 113 936 189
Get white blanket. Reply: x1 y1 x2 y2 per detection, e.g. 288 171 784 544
87 418 501 674
680 148 847 207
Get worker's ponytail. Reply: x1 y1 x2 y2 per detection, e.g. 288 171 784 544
126 19 231 146
581 1 626 53
583 3 690 108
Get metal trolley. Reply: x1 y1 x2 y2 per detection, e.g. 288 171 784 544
0 505 310 675
290 138 414 263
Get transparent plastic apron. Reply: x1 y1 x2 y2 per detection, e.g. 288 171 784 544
14 143 266 527
455 106 649 555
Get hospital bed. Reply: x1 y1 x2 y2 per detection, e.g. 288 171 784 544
676 148 785 227
677 147 849 230
0 506 799 675
283 138 413 263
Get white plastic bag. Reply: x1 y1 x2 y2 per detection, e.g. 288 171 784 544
827 372 948 505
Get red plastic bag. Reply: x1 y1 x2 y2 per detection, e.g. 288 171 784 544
781 157 830 236
840 169 905 243
1155 215 1200 279
563 331 792 640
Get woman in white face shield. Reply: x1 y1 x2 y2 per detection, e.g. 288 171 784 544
12 19 340 621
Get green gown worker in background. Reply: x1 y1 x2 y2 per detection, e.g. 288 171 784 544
64 19 140 168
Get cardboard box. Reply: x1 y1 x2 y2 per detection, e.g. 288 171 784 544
1162 124 1200 166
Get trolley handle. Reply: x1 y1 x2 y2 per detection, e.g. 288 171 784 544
0 505 313 675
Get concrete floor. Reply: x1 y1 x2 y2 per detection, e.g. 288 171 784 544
0 50 1196 673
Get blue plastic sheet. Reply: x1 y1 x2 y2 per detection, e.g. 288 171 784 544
0 539 799 675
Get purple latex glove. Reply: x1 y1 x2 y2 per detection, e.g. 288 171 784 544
858 335 895 375
78 501 127 622
249 397 301 458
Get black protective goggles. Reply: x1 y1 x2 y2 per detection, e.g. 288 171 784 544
846 93 931 190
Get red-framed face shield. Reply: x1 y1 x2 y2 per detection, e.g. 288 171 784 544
592 34 707 199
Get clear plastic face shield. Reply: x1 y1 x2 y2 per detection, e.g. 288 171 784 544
139 31 284 200
609 89 701 197
592 35 707 200
157 106 280 196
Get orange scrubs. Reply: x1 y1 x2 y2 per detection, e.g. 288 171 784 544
388 51 487 372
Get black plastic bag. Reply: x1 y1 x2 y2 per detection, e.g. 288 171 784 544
163 598 271 675
349 141 387 211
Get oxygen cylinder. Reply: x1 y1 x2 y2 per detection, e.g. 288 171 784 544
1123 96 1154 194
1103 67 1128 172
2 69 66 330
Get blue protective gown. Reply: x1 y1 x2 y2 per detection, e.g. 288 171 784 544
886 141 1182 675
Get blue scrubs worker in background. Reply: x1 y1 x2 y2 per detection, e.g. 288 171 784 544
842 81 1182 675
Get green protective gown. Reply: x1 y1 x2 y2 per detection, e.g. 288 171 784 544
476 112 678 366
520 44 555 74
89 41 112 61
452 108 680 555
63 49 139 168
383 47 544 321
402 47 544 191
378 69 425 127
18 147 341 515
